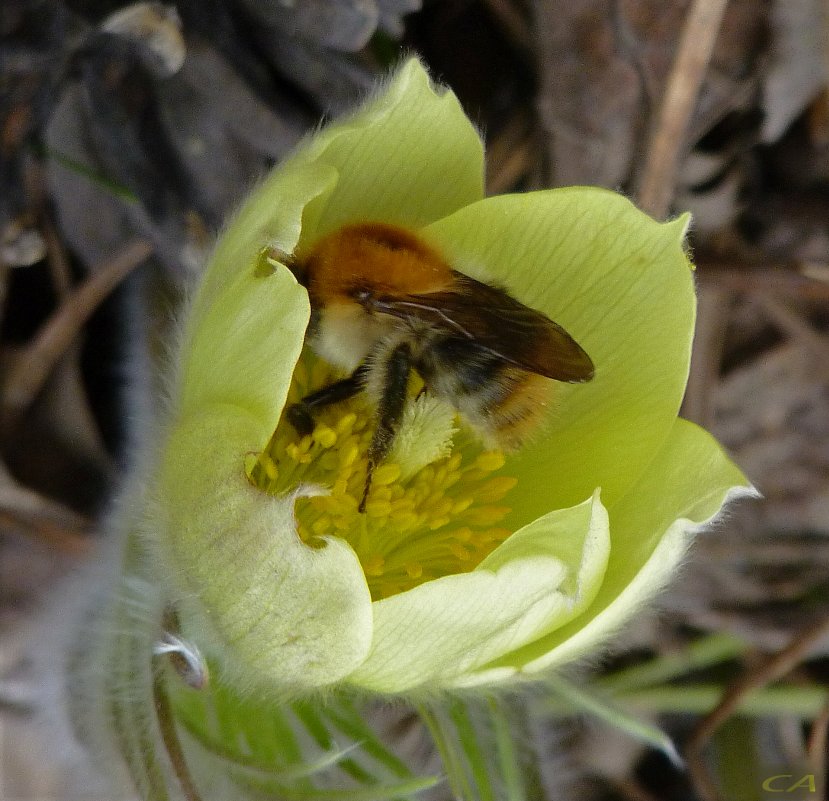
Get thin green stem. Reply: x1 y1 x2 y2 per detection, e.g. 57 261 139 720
109 536 171 800
325 698 414 779
153 667 204 801
40 144 139 202
598 633 747 694
416 702 474 801
486 695 526 801
617 684 829 718
448 697 495 801
546 675 680 766
292 702 372 784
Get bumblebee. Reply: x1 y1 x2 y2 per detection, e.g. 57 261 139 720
282 222 594 510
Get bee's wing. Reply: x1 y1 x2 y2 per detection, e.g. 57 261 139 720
373 272 595 383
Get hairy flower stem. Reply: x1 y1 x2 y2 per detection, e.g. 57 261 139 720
153 665 204 801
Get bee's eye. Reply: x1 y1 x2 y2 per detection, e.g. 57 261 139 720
353 288 373 306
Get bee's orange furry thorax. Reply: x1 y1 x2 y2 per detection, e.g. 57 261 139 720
299 222 452 307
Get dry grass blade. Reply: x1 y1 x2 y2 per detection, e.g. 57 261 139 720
485 113 536 194
480 0 534 57
0 461 90 553
637 0 731 218
1 239 153 427
807 699 829 800
754 294 829 361
686 615 829 801
698 262 829 300
41 212 73 298
682 285 732 428
612 777 663 801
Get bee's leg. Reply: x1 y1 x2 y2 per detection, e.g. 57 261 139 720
360 343 411 512
286 364 369 436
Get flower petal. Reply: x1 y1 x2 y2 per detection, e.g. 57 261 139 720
478 487 610 627
178 160 338 423
346 493 608 693
296 58 485 240
485 418 754 674
178 260 314 429
155 408 374 697
424 190 695 523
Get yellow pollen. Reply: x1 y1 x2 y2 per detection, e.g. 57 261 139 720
312 424 337 448
336 412 357 435
475 451 506 471
406 563 423 579
364 499 392 518
364 554 385 576
340 441 360 468
247 352 521 600
372 463 401 486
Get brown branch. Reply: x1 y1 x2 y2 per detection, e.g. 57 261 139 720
807 699 829 801
153 666 204 801
41 212 73 298
686 615 829 801
612 778 663 801
486 113 537 194
753 294 829 358
636 0 731 218
696 262 829 300
480 0 534 57
1 239 152 427
0 462 91 553
682 285 732 427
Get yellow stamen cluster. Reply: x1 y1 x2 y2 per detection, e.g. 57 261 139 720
247 354 517 600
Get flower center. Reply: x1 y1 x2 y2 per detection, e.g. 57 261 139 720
247 353 518 600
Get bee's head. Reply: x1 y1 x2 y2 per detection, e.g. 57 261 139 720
350 286 375 312
296 222 452 310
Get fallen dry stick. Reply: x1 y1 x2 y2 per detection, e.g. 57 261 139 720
0 461 90 553
686 615 829 801
1 238 152 426
807 699 829 801
637 0 731 218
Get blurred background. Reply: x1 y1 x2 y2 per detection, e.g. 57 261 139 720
2 1 829 799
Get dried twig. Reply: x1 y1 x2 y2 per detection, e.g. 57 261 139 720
697 262 829 300
807 699 829 800
612 778 663 801
686 615 829 801
153 665 204 801
636 0 731 218
682 285 732 427
486 113 537 194
0 462 91 553
753 294 829 360
1 239 152 427
480 0 534 57
41 212 73 298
